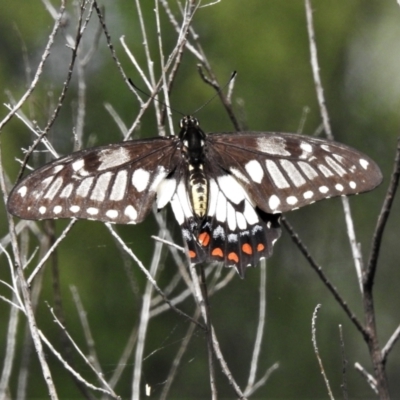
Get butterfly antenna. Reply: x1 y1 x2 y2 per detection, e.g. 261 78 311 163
128 78 184 116
192 70 237 115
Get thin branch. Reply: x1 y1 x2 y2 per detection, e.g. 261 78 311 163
311 305 334 400
0 150 59 399
365 137 400 289
132 233 163 400
382 324 400 365
245 260 267 392
49 307 117 396
0 1 66 133
354 362 378 395
304 0 363 291
338 325 349 400
189 264 217 400
282 217 367 338
27 219 76 285
105 224 205 329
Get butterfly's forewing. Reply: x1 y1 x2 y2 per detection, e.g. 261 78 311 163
206 132 382 214
8 137 181 224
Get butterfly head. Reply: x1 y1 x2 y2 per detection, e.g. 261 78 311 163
179 116 206 164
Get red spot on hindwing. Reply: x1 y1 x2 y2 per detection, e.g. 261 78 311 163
189 250 196 259
228 252 239 263
198 232 210 246
242 243 253 255
257 243 265 252
211 248 223 258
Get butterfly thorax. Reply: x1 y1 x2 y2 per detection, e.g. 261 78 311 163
179 116 208 219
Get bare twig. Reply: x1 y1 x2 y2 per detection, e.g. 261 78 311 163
0 2 66 133
338 325 349 400
106 224 205 329
304 0 364 291
382 324 400 365
132 232 163 400
354 362 378 395
27 219 76 285
366 137 400 289
245 260 267 393
282 217 366 337
311 305 334 400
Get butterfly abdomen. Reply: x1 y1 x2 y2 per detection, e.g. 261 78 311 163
188 163 208 218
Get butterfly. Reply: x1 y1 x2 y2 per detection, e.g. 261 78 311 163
7 116 382 277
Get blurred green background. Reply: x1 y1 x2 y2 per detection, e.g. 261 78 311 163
0 0 399 398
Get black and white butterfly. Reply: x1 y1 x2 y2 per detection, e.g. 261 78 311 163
7 116 382 277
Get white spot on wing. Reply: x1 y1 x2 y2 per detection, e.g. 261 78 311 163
132 168 150 192
228 233 238 242
280 160 306 187
110 170 128 201
213 225 225 240
39 206 46 214
230 167 250 184
70 205 80 213
53 205 62 214
335 184 344 191
303 190 314 199
90 172 113 201
60 183 73 198
266 160 290 189
124 205 138 222
298 161 319 180
176 181 193 218
72 159 85 171
87 207 99 215
207 179 219 217
98 147 131 170
150 167 167 191
156 178 177 209
227 203 236 231
319 186 329 193
217 175 246 204
106 209 118 219
170 194 184 225
243 201 258 225
349 181 356 189
53 165 64 174
245 160 264 183
216 191 227 223
359 159 369 170
300 142 313 153
41 176 54 191
44 177 63 200
286 196 298 205
269 194 281 210
321 144 331 152
318 164 333 177
76 177 94 198
17 186 27 197
325 156 346 176
257 136 290 156
236 212 247 229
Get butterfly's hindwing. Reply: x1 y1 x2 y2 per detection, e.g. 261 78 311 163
8 137 181 224
206 132 382 215
172 162 282 276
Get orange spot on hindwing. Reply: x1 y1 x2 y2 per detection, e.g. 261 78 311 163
211 248 223 258
242 243 253 255
257 243 265 252
198 232 210 246
189 250 196 259
228 252 239 263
